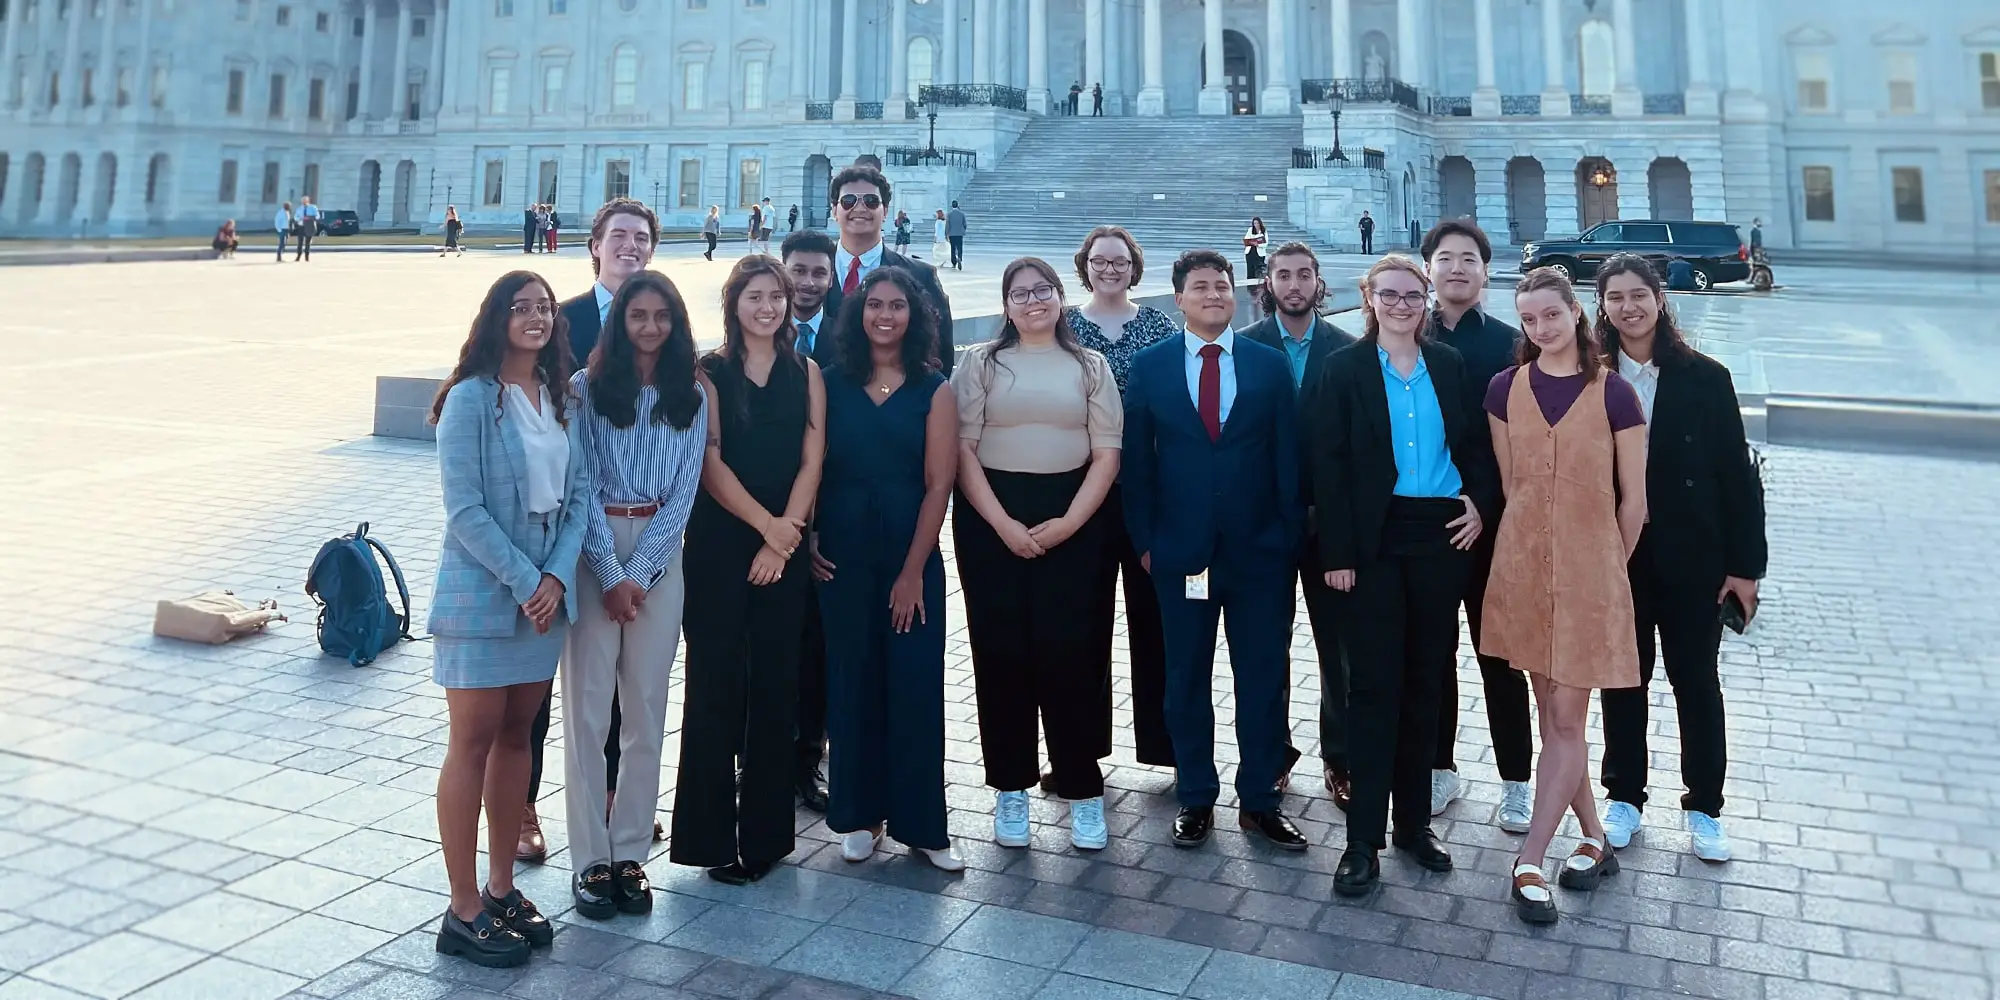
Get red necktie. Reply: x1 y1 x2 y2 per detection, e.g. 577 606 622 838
842 256 862 294
1197 343 1223 442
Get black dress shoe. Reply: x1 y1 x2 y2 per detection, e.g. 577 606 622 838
1333 846 1380 897
480 887 552 948
795 766 829 813
613 860 653 913
435 909 530 968
1238 809 1309 851
1171 806 1214 848
1392 828 1455 873
573 863 618 921
707 859 774 886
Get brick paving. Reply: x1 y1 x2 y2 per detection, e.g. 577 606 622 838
1 254 1997 1000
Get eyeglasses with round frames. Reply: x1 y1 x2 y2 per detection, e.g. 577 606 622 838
1087 256 1133 272
1006 284 1060 305
509 301 556 318
1371 289 1429 310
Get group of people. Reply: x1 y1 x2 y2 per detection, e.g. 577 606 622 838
272 197 319 261
423 168 1765 969
521 203 563 254
1064 81 1105 116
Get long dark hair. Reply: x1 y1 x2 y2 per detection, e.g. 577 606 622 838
831 266 939 383
586 271 702 430
986 256 1101 395
713 254 806 422
1514 266 1602 382
429 270 573 425
1593 252 1691 364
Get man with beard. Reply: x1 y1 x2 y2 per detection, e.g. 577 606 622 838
818 164 955 374
780 227 838 812
1243 242 1358 809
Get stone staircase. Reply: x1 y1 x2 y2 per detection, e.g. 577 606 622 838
949 116 1330 262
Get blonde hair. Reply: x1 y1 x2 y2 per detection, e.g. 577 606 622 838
1357 255 1431 341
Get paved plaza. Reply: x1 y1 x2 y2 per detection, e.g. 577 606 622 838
1 250 1997 1000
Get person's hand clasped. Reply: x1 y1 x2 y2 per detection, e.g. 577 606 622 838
749 545 788 586
522 574 566 633
761 514 807 560
1026 516 1077 551
1447 495 1484 551
888 570 926 633
1323 569 1356 592
808 532 836 582
998 518 1047 559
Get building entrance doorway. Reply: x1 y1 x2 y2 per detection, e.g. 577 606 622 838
1577 157 1619 230
802 155 831 229
1201 30 1257 114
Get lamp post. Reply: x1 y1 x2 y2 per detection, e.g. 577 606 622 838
922 97 942 163
1326 88 1348 163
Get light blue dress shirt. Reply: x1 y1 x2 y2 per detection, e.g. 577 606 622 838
1182 328 1238 425
1378 346 1463 498
834 242 886 287
795 308 824 356
593 281 615 325
1278 324 1314 388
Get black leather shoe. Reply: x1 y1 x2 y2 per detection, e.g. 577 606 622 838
1171 807 1214 848
1333 846 1380 897
480 887 552 947
435 909 529 968
573 864 618 921
795 766 829 813
707 860 774 886
1238 809 1309 851
1392 828 1455 873
614 860 653 914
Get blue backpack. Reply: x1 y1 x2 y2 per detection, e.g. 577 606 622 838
306 522 414 666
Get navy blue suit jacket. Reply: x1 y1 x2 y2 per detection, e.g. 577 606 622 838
1122 334 1304 579
560 291 601 370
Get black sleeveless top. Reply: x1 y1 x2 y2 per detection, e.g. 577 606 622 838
689 351 809 540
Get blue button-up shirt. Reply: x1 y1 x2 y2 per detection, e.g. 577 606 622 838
1182 328 1237 425
1379 346 1462 499
1278 323 1314 388
795 308 823 356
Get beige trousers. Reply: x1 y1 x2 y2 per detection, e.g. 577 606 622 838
561 514 684 871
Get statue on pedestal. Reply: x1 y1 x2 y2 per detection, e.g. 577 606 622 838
1364 45 1387 83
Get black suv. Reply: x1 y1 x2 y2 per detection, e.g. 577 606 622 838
318 210 361 237
1521 220 1749 289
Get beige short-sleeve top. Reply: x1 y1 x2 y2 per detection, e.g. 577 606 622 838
953 341 1122 474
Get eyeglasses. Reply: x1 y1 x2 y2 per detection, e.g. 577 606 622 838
1087 257 1132 273
837 193 884 210
1006 284 1059 305
509 301 556 318
1371 289 1429 310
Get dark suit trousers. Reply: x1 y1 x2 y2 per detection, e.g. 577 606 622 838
1095 485 1172 766
1153 540 1293 813
948 235 964 268
1343 498 1469 849
1297 542 1349 771
1360 232 1373 255
1600 530 1729 817
1435 530 1534 781
528 692 622 804
522 227 535 253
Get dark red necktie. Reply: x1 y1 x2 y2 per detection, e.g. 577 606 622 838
842 256 862 294
1197 343 1222 442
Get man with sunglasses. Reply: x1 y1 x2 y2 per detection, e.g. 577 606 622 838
819 164 956 374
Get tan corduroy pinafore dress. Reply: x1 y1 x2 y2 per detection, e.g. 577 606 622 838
1479 365 1641 690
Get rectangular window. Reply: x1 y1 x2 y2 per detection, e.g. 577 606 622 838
743 59 766 110
1622 223 1669 243
683 61 704 110
488 65 510 114
1891 166 1925 223
738 158 762 207
537 160 558 203
46 69 58 108
1986 169 2000 224
275 4 289 26
412 17 426 36
542 63 565 113
225 68 244 114
483 159 506 205
677 158 700 207
1802 166 1835 221
352 14 364 36
302 163 320 200
217 159 238 202
149 64 165 107
406 80 422 119
345 77 359 118
604 159 632 201
80 67 92 107
547 0 565 12
114 67 129 107
494 0 512 14
1982 52 1999 111
1885 51 1917 113
260 160 280 203
315 11 329 31
267 72 286 117
308 77 325 118
611 47 637 109
1795 50 1831 111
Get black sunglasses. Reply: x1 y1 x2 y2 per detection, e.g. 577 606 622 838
837 193 884 210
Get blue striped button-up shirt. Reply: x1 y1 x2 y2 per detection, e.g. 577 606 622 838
572 371 710 591
1379 346 1463 499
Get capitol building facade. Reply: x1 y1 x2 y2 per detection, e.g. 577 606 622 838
0 0 1994 256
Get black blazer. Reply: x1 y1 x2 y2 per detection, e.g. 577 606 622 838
560 291 602 369
1308 338 1499 571
820 248 957 375
1241 314 1357 510
1622 346 1768 587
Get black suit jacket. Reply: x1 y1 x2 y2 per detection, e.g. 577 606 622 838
1308 338 1500 571
1241 314 1358 510
820 248 956 375
560 290 601 369
1624 347 1768 587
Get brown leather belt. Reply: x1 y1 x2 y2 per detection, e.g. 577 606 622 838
604 502 660 518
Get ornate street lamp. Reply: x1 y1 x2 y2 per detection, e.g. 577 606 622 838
922 94 942 163
1326 87 1349 164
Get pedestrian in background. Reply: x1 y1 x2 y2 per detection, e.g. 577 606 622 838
703 206 721 261
546 209 562 253
212 219 238 259
894 210 913 256
1091 83 1104 116
789 204 801 232
1359 210 1375 255
946 201 967 271
522 204 538 254
1242 216 1268 280
442 205 464 257
293 196 319 261
931 209 949 262
275 202 293 262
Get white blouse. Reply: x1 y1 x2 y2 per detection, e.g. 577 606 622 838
502 382 570 514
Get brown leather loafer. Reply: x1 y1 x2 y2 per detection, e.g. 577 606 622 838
516 804 547 863
1324 767 1353 813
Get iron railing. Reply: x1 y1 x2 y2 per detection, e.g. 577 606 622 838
1299 78 1423 113
1292 146 1386 170
883 145 979 169
805 102 832 120
1501 94 1542 116
1643 93 1686 115
906 100 919 119
1571 94 1612 115
856 102 883 120
1429 95 1471 117
917 84 1028 111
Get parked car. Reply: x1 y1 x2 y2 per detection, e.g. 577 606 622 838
317 210 361 237
1520 220 1750 290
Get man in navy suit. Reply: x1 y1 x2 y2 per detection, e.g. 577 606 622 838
782 229 839 369
779 227 837 813
1123 249 1309 851
561 197 661 368
816 164 955 375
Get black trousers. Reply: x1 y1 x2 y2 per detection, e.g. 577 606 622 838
293 229 313 260
1601 530 1729 817
956 468 1111 800
1436 530 1534 782
704 233 718 259
1245 249 1264 280
795 586 829 773
522 227 535 253
1297 542 1349 772
528 693 621 804
1343 498 1470 850
1360 232 1373 255
1094 484 1173 766
948 235 964 268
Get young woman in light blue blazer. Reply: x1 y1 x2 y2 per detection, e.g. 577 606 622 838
426 270 591 969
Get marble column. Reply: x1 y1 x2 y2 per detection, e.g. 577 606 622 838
1102 0 1122 112
1683 0 1715 115
973 0 991 83
94 0 118 117
1611 0 1640 115
993 0 1010 87
942 0 959 84
1084 0 1102 105
1395 0 1417 85
1330 0 1351 79
1471 0 1499 117
1136 0 1163 114
889 0 908 112
60 0 84 110
440 0 464 111
357 1 378 118
1197 0 1225 114
1028 0 1050 112
0 0 21 107
835 0 858 116
1540 0 1569 115
135 0 154 108
1261 0 1290 113
427 0 447 115
392 0 413 119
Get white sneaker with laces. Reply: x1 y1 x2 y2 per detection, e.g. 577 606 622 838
920 843 966 872
1430 769 1463 816
993 790 1031 848
1069 797 1109 850
839 829 881 862
1686 811 1731 862
1498 780 1533 834
1603 801 1643 849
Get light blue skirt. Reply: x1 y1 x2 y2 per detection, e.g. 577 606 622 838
432 618 566 689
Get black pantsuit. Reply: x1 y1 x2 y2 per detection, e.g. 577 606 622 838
794 594 828 772
1095 484 1173 766
956 467 1111 800
1601 529 1728 816
1435 530 1534 781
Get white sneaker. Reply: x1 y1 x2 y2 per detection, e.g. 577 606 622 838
839 829 881 862
1430 769 1463 816
1686 811 1731 863
1498 781 1533 834
1603 801 1643 849
919 843 966 872
1069 797 1109 850
993 790 1031 848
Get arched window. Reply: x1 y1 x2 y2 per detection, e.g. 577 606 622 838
1578 20 1615 97
611 44 638 109
908 37 934 97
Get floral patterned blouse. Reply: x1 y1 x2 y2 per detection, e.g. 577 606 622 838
1065 304 1180 393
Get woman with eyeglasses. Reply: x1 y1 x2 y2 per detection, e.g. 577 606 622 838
1065 225 1180 776
953 258 1123 851
426 272 589 967
1482 266 1647 924
1309 256 1497 899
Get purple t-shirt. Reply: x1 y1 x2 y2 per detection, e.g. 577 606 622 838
1484 366 1645 432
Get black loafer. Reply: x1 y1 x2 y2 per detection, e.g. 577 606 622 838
1333 846 1380 897
573 863 618 921
795 767 829 813
614 860 653 914
1239 809 1309 851
480 887 552 947
435 909 529 968
1171 806 1214 848
1392 829 1455 873
707 860 774 886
